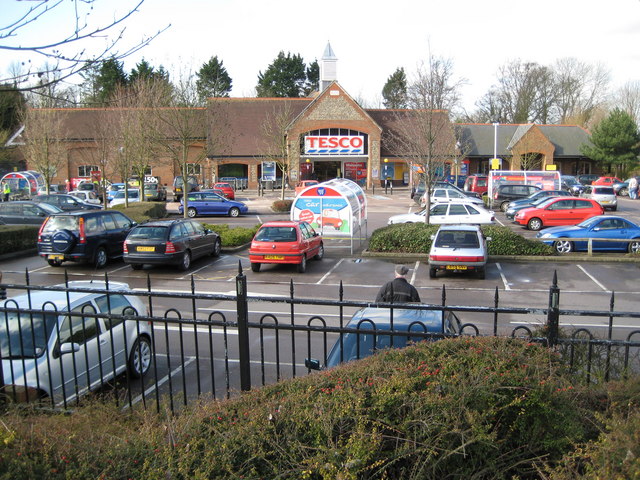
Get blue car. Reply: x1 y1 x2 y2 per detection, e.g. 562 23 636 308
505 190 571 220
179 191 248 217
305 307 462 369
536 215 640 254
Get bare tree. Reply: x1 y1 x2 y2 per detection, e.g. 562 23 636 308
613 80 640 127
386 55 460 223
20 107 67 193
157 73 208 217
1 0 169 97
553 58 610 126
260 101 297 200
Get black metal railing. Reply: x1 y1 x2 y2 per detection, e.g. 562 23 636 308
0 266 639 412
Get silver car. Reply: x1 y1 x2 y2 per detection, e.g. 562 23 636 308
428 225 491 279
0 281 152 404
580 185 617 211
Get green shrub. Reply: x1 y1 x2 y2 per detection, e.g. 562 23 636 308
0 225 39 254
203 223 260 247
110 202 167 223
368 223 554 256
271 199 292 212
0 337 615 479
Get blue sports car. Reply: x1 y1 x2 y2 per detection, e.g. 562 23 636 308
536 215 640 254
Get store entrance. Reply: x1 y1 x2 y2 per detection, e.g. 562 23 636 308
314 161 341 182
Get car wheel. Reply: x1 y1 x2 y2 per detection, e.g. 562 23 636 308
187 207 197 218
47 259 62 267
610 206 617 211
179 251 191 271
297 255 307 273
128 336 152 378
250 262 261 272
554 240 573 254
429 266 437 278
94 247 108 268
500 201 510 212
619 187 629 196
527 218 543 231
229 207 240 217
476 267 485 279
628 239 640 254
314 243 324 260
52 229 77 253
130 263 143 270
211 238 221 257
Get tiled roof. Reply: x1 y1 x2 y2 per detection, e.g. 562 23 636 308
458 124 592 157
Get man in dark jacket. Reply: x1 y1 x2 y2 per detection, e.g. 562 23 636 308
375 265 421 303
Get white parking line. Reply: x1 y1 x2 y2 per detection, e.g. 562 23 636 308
577 264 610 292
410 260 420 284
154 325 238 335
316 258 344 284
127 356 198 408
495 262 511 290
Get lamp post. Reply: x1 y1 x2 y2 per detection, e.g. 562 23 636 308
384 158 389 194
493 122 499 169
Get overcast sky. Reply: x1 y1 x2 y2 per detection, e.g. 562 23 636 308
3 0 640 113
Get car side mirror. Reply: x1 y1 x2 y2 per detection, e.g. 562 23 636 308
305 358 321 370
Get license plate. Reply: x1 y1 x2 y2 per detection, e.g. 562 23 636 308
137 246 155 252
601 200 611 204
446 265 468 270
264 255 285 260
48 254 64 260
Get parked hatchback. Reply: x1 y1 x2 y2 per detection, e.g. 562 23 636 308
0 281 151 404
305 307 462 369
463 174 488 196
421 188 484 207
428 225 490 279
124 219 221 271
514 197 604 231
492 184 542 211
0 201 62 225
388 202 494 225
580 185 617 211
179 191 248 218
37 210 137 268
249 220 323 273
212 182 235 200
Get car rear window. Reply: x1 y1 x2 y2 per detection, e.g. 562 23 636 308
594 187 614 195
42 215 78 232
435 231 479 248
128 226 168 240
255 226 298 242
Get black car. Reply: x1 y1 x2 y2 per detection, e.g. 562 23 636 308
492 184 542 211
37 210 137 268
123 219 221 271
0 201 62 225
35 193 102 211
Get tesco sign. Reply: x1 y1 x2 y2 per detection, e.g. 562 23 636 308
305 136 364 155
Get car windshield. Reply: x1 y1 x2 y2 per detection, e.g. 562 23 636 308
39 203 62 214
114 190 139 199
254 226 298 242
128 225 168 240
0 311 57 358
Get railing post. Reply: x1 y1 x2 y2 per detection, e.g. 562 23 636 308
546 271 560 347
236 261 251 391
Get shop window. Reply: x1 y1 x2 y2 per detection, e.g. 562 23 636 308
78 165 99 177
187 164 201 175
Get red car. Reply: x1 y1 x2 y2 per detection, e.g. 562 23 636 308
249 220 324 273
514 197 604 231
592 176 622 186
213 182 235 200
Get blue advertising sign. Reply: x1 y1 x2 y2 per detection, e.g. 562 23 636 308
261 161 276 181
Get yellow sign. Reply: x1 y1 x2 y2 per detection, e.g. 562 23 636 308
490 158 501 169
545 164 557 171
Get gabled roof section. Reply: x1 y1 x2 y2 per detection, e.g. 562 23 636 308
322 42 337 60
458 123 592 157
289 81 382 134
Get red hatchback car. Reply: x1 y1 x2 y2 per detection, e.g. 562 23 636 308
592 176 622 186
514 197 604 231
249 220 324 273
213 182 235 200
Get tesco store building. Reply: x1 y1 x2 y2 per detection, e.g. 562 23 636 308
206 81 454 190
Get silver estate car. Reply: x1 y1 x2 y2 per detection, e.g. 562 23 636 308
0 281 152 404
428 225 491 279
